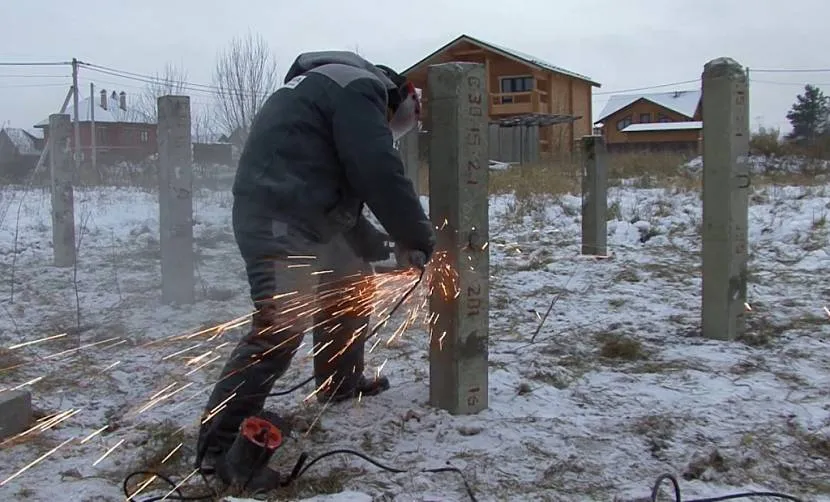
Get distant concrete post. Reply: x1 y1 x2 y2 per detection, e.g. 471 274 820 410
400 129 421 195
0 390 33 440
157 96 195 305
580 135 608 256
427 62 489 415
49 114 76 268
701 58 750 341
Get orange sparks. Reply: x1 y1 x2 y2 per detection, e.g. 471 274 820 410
92 438 125 466
0 436 77 487
6 332 68 350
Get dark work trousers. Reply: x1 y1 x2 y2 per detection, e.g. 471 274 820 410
196 203 374 458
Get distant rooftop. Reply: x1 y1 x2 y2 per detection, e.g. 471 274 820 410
401 34 600 87
1 127 41 155
621 120 703 133
34 90 151 128
596 89 701 123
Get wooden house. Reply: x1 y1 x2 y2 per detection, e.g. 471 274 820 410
594 90 702 154
401 34 601 162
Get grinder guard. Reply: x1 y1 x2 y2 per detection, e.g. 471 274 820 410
216 411 290 493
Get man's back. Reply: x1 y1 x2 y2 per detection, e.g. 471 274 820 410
233 52 401 242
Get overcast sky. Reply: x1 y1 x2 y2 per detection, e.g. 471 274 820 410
1 0 828 135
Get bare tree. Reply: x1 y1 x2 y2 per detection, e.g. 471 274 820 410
191 106 219 143
135 62 189 122
212 32 280 144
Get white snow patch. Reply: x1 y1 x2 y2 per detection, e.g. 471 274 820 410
0 171 829 501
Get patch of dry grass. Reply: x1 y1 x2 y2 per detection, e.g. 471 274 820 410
130 419 190 473
596 333 646 361
0 348 25 375
631 413 676 459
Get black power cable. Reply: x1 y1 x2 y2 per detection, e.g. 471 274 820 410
123 448 477 502
649 473 804 502
121 264 807 502
125 268 429 501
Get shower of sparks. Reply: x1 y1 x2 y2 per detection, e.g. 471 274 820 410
1 408 83 448
158 467 200 501
6 332 68 350
80 425 109 444
0 436 76 487
0 248 469 490
126 443 184 501
92 439 125 466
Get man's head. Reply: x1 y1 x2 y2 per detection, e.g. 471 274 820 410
376 64 420 142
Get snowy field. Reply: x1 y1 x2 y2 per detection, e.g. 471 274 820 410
0 164 829 502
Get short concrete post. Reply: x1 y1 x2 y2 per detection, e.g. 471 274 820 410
427 62 489 415
580 135 608 256
0 390 33 440
157 96 195 305
49 114 76 268
400 128 421 195
701 58 750 340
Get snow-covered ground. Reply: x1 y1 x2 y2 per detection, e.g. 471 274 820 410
0 169 829 502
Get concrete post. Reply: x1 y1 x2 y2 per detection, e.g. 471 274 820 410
0 390 33 440
427 62 489 415
400 129 421 195
157 96 195 305
580 135 608 256
49 114 76 268
701 58 750 341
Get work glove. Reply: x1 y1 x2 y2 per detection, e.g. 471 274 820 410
394 245 429 271
343 214 392 263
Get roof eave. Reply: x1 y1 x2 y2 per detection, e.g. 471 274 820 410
402 34 601 86
594 95 698 124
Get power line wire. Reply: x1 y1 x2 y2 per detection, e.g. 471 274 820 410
0 82 70 89
751 67 830 73
751 79 830 86
593 79 700 96
79 61 220 92
0 74 69 79
78 63 272 99
0 61 71 66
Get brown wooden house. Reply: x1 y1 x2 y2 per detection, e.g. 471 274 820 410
594 90 702 154
401 34 601 160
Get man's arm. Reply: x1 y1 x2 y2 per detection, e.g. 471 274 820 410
342 210 391 262
330 77 435 256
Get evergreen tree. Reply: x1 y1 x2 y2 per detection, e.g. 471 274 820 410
786 84 830 145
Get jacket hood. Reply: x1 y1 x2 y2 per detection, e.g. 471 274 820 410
285 51 397 90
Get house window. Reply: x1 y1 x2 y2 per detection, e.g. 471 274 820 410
500 76 534 93
639 113 651 123
96 127 108 144
616 115 633 131
140 130 149 143
657 113 671 123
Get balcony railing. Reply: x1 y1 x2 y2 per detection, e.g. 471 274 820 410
419 89 547 121
490 91 544 115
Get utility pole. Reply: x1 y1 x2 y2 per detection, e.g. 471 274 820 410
90 82 96 171
71 58 81 170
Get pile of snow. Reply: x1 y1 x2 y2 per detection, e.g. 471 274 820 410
684 154 830 176
0 173 829 501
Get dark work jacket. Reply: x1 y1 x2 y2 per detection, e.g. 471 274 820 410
231 51 434 259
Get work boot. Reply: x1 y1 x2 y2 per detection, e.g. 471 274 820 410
317 374 390 403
